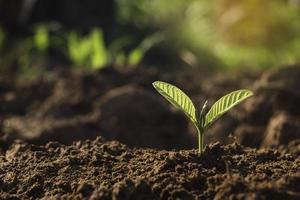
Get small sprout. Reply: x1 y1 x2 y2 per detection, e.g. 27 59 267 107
152 81 253 154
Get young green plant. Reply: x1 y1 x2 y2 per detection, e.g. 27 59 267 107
152 81 253 153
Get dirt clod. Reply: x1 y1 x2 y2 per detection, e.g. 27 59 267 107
262 112 300 148
96 85 192 149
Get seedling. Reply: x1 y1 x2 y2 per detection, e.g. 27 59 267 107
152 81 253 154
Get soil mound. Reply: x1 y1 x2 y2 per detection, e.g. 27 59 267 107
96 85 192 149
207 64 300 148
0 68 192 150
237 64 300 147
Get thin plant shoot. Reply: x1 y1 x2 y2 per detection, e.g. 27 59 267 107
152 81 253 154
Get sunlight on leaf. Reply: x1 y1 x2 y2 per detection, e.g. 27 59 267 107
205 89 253 128
153 81 197 124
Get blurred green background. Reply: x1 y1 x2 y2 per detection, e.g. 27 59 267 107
0 0 299 77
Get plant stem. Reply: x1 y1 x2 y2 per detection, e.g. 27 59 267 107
198 132 201 154
197 128 203 154
196 125 205 154
200 132 204 153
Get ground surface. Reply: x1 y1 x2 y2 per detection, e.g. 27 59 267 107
0 137 299 199
0 64 300 199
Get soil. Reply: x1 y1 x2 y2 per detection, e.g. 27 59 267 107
0 137 299 200
0 64 299 199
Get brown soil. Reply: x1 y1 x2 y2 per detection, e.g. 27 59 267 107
0 64 299 199
0 137 299 200
1 67 193 150
0 66 259 149
207 64 300 148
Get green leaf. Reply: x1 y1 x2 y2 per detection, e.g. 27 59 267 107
128 48 144 66
128 32 164 67
152 81 197 124
204 89 253 128
67 32 89 66
34 25 49 51
90 28 108 69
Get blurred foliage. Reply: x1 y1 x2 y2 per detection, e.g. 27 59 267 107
67 29 108 69
67 29 162 69
0 25 50 78
117 0 300 68
34 25 50 52
0 27 4 50
127 33 164 66
0 0 300 77
0 26 162 77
